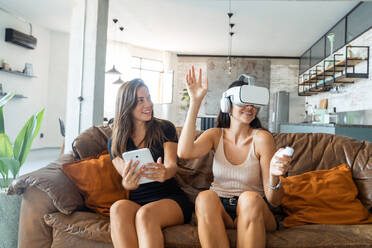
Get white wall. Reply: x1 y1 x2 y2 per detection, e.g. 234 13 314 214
44 31 69 147
0 10 69 149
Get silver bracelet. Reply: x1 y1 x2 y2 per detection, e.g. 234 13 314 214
268 178 281 190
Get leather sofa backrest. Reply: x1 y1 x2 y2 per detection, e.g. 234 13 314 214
72 126 372 209
72 125 112 159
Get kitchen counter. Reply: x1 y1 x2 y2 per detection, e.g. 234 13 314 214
280 123 372 143
283 123 372 128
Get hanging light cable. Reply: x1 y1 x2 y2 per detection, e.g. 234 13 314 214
227 0 235 74
106 18 122 75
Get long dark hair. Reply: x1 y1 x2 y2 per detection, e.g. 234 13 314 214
216 80 264 129
111 79 166 158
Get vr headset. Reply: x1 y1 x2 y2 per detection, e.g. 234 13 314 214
220 74 269 113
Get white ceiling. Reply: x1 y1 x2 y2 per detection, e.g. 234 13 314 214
0 0 358 57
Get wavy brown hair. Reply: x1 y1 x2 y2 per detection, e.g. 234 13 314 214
111 79 166 158
216 80 265 129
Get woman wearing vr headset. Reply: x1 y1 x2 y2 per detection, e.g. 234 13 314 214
178 66 292 248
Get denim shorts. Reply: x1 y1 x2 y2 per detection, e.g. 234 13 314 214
219 195 279 229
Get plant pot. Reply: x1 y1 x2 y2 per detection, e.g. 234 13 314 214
0 188 22 248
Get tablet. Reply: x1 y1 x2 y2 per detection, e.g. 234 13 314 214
122 148 155 184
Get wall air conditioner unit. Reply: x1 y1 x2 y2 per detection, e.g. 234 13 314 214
5 28 37 49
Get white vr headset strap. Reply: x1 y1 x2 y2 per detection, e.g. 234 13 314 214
222 87 240 103
220 87 240 113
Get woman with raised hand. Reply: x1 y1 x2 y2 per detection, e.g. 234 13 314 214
177 67 291 248
108 78 192 248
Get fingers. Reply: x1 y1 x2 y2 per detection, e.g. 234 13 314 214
198 68 202 86
122 160 132 177
124 160 139 179
187 69 192 85
133 168 143 182
204 77 208 90
157 157 162 164
192 65 196 82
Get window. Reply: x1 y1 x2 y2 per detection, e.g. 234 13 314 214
131 57 172 104
346 2 372 42
325 18 345 57
310 37 325 67
300 49 310 74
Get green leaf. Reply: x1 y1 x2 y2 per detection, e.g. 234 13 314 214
0 159 9 180
0 157 20 179
14 109 44 166
0 92 15 108
0 107 4 134
0 133 13 158
13 116 33 162
13 120 28 162
31 109 45 141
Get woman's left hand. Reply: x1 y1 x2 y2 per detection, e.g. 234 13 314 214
142 157 167 182
269 148 292 176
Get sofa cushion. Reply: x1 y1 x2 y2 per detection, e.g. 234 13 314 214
273 133 372 210
44 212 372 248
62 153 129 216
44 212 111 243
281 164 372 227
72 125 112 160
50 230 112 248
267 224 372 248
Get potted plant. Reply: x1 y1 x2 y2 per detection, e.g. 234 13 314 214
0 92 44 248
180 88 190 111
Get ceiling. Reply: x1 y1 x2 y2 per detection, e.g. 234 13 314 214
0 0 358 57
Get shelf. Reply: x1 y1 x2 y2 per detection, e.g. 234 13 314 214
300 57 363 85
298 46 369 96
0 68 36 78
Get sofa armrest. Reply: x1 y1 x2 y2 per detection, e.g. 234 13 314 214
7 153 83 215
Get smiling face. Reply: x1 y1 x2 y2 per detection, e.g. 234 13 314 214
230 104 258 124
132 86 153 122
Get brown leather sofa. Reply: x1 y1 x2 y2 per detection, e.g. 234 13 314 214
8 126 372 248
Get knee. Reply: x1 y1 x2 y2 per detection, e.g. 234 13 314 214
195 190 220 216
237 191 265 222
110 200 136 221
135 205 156 227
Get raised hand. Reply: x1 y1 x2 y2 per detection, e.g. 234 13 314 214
142 157 167 183
269 148 292 176
186 66 208 103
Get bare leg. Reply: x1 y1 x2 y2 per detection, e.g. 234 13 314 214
135 199 184 248
236 191 276 248
110 199 141 248
195 190 233 248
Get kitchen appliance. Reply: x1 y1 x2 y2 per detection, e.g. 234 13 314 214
271 91 289 133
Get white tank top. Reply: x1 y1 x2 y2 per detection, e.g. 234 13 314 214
209 129 264 198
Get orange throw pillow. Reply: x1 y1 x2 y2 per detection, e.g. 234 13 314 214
62 153 129 216
281 164 372 227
